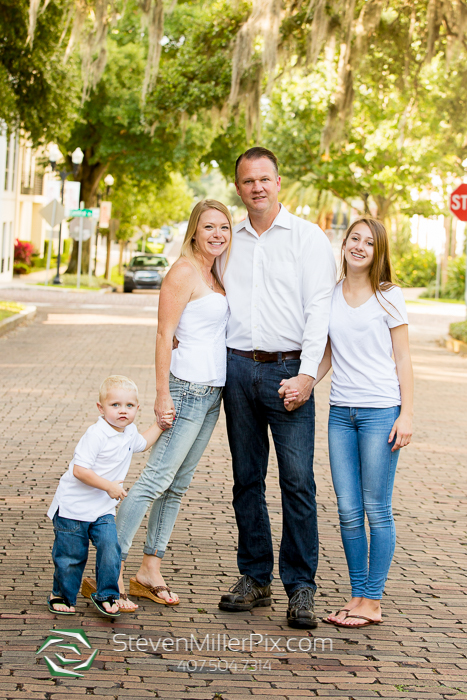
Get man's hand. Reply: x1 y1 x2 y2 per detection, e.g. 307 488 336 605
155 393 175 429
106 480 127 501
278 374 314 411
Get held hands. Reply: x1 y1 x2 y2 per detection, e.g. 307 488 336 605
155 393 176 430
278 374 313 412
388 414 413 451
107 480 127 501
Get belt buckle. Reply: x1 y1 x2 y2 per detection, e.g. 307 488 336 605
253 350 264 362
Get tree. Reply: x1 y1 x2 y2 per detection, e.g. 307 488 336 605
110 172 194 273
63 0 248 273
0 0 80 143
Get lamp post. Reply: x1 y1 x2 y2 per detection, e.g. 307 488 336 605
48 145 84 285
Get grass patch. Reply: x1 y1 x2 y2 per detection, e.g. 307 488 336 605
0 301 26 322
99 265 123 287
449 320 467 344
408 297 465 305
37 274 113 291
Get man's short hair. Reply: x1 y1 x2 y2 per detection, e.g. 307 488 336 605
99 375 139 403
235 147 279 181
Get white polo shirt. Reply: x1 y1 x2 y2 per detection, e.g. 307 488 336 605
47 417 147 522
222 205 336 378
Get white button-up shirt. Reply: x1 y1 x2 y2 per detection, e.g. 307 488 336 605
222 205 336 378
47 417 147 522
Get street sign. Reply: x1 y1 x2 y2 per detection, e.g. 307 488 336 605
450 184 467 222
64 181 81 216
70 209 93 218
99 201 112 228
39 199 66 228
69 217 97 241
90 208 100 219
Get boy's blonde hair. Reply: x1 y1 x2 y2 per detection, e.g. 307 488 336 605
99 375 139 403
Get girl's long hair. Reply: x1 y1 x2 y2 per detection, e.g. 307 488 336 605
340 217 400 316
180 199 233 290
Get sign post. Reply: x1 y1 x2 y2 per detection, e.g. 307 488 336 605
449 184 467 316
39 199 66 285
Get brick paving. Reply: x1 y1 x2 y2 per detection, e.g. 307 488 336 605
0 288 466 700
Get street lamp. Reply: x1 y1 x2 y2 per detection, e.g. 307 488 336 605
48 145 84 284
104 173 114 196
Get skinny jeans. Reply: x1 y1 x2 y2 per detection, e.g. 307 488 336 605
328 405 400 599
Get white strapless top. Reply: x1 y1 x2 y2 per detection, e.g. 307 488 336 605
170 293 229 387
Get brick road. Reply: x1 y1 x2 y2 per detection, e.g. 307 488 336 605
0 287 466 700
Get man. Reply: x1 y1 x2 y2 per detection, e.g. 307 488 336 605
219 147 336 629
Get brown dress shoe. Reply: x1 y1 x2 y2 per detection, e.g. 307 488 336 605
287 587 318 629
218 574 272 611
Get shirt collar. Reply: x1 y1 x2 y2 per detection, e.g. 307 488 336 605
97 415 125 437
237 203 291 236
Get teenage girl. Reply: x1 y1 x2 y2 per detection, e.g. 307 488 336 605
285 217 413 627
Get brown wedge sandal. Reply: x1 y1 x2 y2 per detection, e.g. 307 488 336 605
128 577 179 606
80 577 138 612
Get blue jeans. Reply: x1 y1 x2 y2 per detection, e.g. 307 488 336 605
328 406 401 600
116 375 222 560
51 512 121 605
223 351 318 597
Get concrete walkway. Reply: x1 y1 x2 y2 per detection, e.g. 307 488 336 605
0 288 466 700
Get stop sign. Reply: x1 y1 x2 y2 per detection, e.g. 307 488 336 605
450 184 467 222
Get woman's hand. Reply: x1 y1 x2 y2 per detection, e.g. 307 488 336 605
155 393 175 430
388 414 413 451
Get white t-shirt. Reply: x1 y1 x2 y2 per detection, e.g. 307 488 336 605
47 417 147 522
329 281 408 408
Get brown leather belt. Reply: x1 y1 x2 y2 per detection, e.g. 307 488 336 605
229 348 301 363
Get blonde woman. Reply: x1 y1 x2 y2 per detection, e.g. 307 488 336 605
114 200 232 609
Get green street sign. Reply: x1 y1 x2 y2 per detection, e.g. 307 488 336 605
70 209 93 218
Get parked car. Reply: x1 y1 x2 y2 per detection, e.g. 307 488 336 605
123 254 170 293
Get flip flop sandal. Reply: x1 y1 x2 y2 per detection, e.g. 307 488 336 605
81 578 138 612
47 596 75 615
90 592 121 618
129 577 179 605
322 608 351 625
333 614 383 628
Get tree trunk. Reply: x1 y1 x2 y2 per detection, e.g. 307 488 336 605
105 233 112 280
118 240 125 275
441 215 451 289
66 151 109 274
67 238 91 275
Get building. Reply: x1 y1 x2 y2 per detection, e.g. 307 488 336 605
0 126 62 283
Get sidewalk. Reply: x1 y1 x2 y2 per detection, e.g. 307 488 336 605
0 293 466 699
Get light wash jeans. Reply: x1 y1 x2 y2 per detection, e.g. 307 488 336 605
328 406 401 600
116 374 222 560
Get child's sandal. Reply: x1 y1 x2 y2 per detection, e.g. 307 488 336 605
90 592 121 618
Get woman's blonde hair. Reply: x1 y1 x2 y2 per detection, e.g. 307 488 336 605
180 199 233 290
340 217 400 317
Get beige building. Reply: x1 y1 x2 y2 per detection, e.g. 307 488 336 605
0 127 64 282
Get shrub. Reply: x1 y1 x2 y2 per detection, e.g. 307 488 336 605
449 321 467 343
391 245 437 287
14 239 34 266
13 261 31 275
442 255 465 300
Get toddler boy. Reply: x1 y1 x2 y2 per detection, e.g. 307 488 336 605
47 375 172 617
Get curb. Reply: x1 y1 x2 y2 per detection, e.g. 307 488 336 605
0 305 37 337
445 335 467 356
